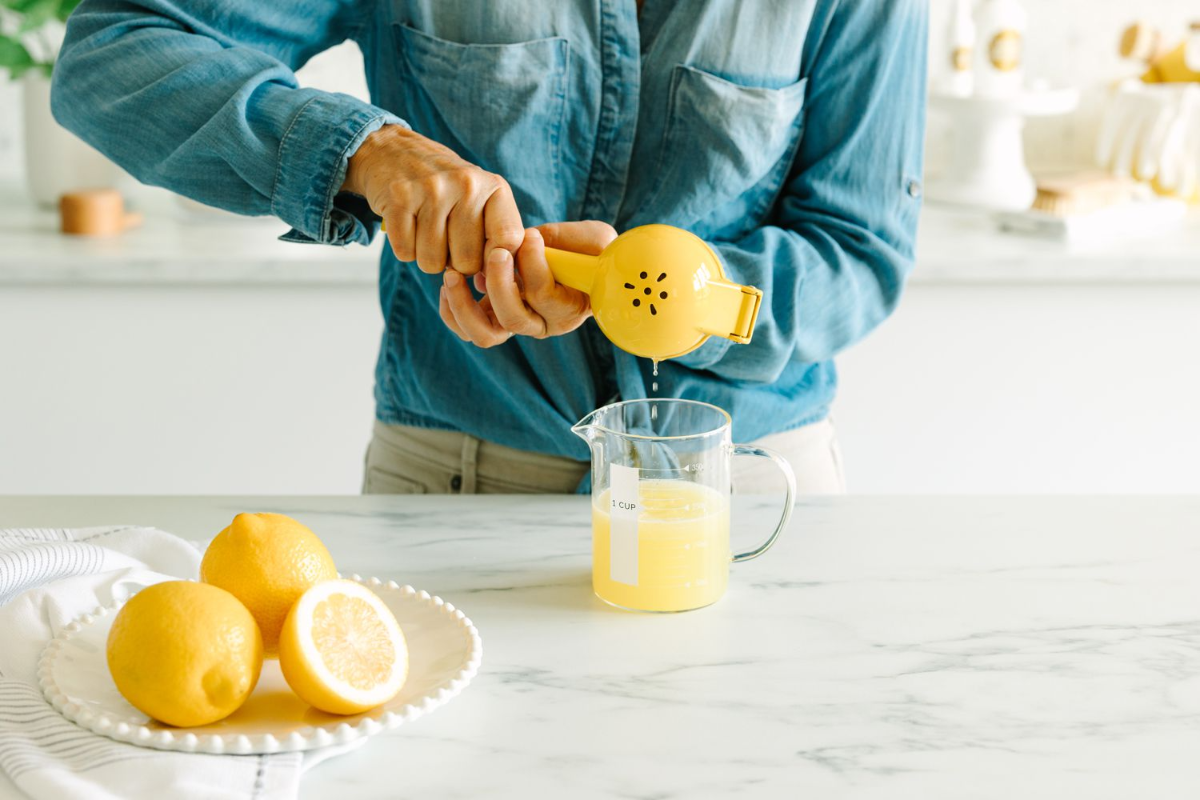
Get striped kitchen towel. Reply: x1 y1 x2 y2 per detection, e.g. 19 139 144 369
0 526 347 800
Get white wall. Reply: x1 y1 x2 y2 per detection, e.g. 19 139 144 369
0 80 21 183
835 284 1200 494
0 284 381 495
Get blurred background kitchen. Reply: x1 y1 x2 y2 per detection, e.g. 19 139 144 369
1 0 1198 495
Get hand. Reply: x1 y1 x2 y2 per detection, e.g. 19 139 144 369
439 220 617 347
342 125 524 274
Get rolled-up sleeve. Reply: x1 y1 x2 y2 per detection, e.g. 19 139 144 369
52 0 403 245
675 0 927 383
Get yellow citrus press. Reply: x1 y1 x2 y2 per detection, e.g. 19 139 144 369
543 224 763 360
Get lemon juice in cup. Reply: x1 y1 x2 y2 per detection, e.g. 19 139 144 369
592 480 730 611
574 399 795 612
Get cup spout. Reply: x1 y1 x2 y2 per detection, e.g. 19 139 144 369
571 409 604 442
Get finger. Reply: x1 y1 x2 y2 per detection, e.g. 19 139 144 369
478 294 503 329
447 194 487 275
482 178 524 257
486 248 546 338
473 272 487 294
515 226 554 303
383 213 416 262
444 268 510 347
536 219 618 256
438 286 469 341
415 204 449 274
518 227 592 332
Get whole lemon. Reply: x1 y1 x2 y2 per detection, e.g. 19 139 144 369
106 580 263 727
200 513 338 655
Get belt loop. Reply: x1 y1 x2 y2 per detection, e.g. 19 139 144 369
460 433 480 494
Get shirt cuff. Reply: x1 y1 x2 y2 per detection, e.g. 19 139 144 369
272 91 406 246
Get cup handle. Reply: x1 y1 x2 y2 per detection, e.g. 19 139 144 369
730 444 796 563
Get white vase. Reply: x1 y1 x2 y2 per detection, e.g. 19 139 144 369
22 71 120 208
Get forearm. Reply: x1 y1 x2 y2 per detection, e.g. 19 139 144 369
51 0 400 244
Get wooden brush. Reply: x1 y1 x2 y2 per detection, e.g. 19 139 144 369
1030 173 1137 217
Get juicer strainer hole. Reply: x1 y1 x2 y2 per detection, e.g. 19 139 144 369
657 273 666 282
624 274 668 314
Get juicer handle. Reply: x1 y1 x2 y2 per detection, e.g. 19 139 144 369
699 282 763 345
730 444 796 563
543 247 598 294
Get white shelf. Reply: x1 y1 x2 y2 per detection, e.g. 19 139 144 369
0 183 381 286
1 183 1198 287
912 204 1200 284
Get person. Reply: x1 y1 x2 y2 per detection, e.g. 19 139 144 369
52 1 926 495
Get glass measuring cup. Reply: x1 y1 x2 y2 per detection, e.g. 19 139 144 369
572 399 796 612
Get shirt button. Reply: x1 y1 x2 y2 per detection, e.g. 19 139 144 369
906 178 922 198
450 475 463 492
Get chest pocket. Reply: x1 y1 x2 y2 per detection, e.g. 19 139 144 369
633 66 808 241
393 24 570 223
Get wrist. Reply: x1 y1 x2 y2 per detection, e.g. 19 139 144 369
341 124 415 197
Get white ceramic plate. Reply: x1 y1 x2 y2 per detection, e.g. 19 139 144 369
37 576 482 754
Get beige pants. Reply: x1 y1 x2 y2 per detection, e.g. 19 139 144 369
363 418 846 495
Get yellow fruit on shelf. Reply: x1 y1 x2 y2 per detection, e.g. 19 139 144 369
106 580 263 728
278 579 408 715
200 513 338 656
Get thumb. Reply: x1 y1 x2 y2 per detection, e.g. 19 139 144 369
536 220 617 257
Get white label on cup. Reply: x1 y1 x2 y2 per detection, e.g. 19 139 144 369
609 464 640 586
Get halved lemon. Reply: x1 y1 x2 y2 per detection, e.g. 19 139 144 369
278 579 408 715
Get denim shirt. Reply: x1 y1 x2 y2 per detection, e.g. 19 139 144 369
53 1 926 462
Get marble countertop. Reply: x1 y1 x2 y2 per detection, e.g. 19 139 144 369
1 494 1197 799
2 181 1199 286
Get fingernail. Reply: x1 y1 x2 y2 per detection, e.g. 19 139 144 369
444 270 461 287
488 248 510 266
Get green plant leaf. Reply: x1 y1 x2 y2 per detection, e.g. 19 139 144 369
55 0 81 21
17 0 59 32
6 0 46 13
0 35 36 79
19 6 58 32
